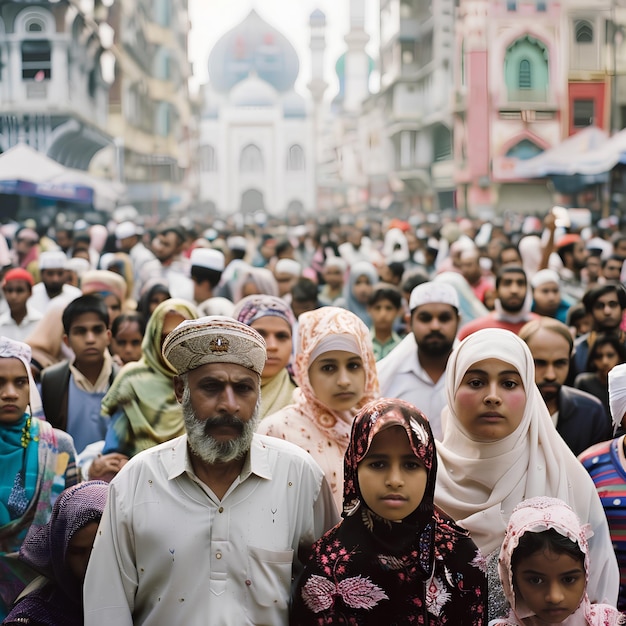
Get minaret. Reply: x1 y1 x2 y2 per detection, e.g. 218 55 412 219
308 9 328 105
343 0 370 113
308 9 329 210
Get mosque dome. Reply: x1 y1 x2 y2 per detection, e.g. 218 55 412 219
230 73 278 107
208 10 300 94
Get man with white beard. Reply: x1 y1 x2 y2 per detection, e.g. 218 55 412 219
84 316 338 626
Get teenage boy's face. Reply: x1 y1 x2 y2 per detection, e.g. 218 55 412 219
357 426 427 522
63 312 111 365
3 280 31 310
367 299 398 331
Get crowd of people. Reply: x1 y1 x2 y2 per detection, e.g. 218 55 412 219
0 207 626 624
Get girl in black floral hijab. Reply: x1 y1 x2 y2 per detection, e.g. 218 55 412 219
290 398 487 625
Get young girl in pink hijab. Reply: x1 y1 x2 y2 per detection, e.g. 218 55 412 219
490 496 624 626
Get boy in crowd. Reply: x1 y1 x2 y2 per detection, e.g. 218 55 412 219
367 284 403 361
40 294 119 455
0 268 42 341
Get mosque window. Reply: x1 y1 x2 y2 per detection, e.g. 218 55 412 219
286 145 305 171
518 59 531 89
200 145 218 172
22 40 51 80
575 20 593 43
240 144 264 173
504 36 549 102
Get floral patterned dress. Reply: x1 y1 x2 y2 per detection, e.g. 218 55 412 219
290 398 487 626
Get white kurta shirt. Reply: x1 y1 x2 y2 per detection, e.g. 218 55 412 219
376 333 447 439
84 433 338 626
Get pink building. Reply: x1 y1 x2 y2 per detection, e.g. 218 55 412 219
454 0 613 217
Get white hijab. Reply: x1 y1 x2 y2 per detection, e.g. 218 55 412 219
434 328 618 605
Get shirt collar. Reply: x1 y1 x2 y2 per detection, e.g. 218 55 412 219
167 433 273 482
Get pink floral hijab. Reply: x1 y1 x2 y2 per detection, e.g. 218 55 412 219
496 496 624 626
293 306 379 446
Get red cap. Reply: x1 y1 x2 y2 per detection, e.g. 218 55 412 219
556 233 581 249
2 268 34 287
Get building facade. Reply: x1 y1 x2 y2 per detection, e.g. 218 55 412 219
0 0 111 169
197 10 315 218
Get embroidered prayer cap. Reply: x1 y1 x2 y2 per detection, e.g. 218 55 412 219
38 250 68 270
609 362 626 434
530 268 561 288
190 247 225 272
2 267 34 287
409 281 459 312
162 315 267 376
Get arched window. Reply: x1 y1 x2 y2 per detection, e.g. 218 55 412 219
505 139 543 160
518 59 531 89
199 145 217 172
240 144 264 173
575 20 593 43
504 36 549 102
286 144 305 170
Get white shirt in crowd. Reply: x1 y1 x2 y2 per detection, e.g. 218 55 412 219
84 433 338 626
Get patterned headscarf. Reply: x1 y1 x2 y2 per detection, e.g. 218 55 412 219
294 306 379 445
343 398 436 566
291 398 487 624
497 496 624 626
233 294 296 328
9 481 108 626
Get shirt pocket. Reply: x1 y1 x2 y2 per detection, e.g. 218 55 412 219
245 545 293 611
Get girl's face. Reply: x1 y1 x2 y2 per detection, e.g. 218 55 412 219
111 321 143 365
67 521 99 583
352 274 373 304
513 548 585 624
357 426 427 522
149 291 169 315
0 357 30 423
308 350 366 411
250 316 292 382
454 358 526 442
592 343 620 379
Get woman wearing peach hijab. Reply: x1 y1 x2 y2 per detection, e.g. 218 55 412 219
258 306 379 512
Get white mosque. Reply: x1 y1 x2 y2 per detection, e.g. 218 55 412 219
197 3 372 219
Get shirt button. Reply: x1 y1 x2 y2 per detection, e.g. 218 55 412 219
218 507 224 513
245 579 252 586
216 552 222 559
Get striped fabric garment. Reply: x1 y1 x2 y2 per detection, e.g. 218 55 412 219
580 436 626 612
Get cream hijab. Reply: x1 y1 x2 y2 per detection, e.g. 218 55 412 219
434 328 618 604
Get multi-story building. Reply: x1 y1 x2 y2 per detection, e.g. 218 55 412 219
0 0 111 169
105 0 194 218
369 0 456 214
455 0 622 217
